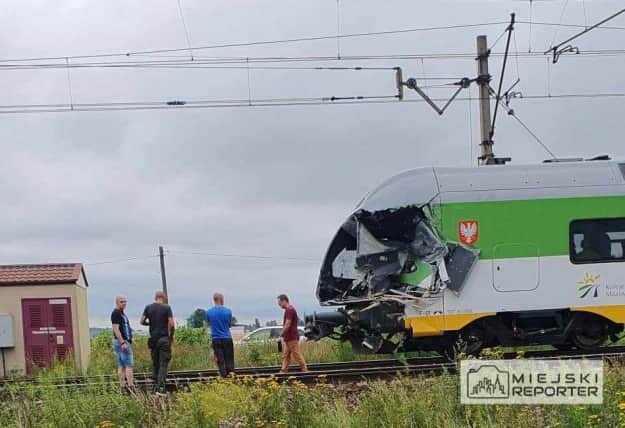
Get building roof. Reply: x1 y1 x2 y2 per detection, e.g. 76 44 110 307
0 263 88 287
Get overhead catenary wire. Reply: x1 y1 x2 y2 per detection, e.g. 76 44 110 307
510 112 557 159
546 57 552 96
513 29 522 82
246 58 252 106
0 254 164 269
420 58 428 88
494 96 557 159
0 94 396 109
64 57 74 110
0 21 510 64
336 0 341 59
528 0 534 53
546 7 625 61
4 48 625 72
0 62 404 70
76 251 321 266
521 19 625 31
176 0 194 60
489 25 510 51
550 0 572 49
0 19 623 66
0 92 623 115
85 255 160 266
167 249 320 263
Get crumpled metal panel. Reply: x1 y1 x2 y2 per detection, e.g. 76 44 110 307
409 220 447 263
331 250 358 280
357 223 393 256
443 244 479 295
318 204 452 304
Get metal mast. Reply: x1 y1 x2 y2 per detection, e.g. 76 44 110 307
476 35 494 165
159 245 168 298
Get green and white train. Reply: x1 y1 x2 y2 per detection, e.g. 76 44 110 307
305 159 625 356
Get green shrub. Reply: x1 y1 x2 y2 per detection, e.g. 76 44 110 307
174 326 209 346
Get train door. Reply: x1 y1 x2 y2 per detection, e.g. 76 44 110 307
492 243 540 292
22 298 74 373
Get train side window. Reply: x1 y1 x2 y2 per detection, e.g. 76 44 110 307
570 218 625 264
620 164 625 180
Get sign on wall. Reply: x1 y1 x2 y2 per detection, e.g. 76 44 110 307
0 314 15 348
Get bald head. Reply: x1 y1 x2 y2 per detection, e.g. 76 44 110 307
213 293 224 305
115 295 127 310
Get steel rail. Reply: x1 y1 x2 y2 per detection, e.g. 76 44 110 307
3 345 625 390
0 355 445 385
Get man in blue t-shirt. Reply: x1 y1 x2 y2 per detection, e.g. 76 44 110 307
206 293 235 377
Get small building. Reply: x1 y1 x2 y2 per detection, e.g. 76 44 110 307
0 264 90 376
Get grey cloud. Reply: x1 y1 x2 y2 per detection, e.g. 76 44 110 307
1 0 625 323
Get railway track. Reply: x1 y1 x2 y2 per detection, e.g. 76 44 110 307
3 345 625 392
0 356 446 386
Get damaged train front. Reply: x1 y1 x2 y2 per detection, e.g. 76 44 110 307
304 168 478 354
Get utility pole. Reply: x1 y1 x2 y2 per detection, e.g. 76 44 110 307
400 13 514 165
159 245 168 298
476 35 494 165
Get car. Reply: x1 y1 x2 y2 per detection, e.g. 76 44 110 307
241 326 306 345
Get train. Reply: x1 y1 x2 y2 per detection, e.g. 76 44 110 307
304 158 625 358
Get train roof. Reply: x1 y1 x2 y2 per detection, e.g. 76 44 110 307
358 160 625 211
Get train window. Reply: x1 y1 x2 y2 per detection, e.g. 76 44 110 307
570 218 625 264
620 164 625 179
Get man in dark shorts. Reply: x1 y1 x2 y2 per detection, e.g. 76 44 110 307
140 291 175 395
111 295 134 390
206 292 235 377
277 294 308 373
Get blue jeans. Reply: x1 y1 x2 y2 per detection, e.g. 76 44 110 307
113 339 134 368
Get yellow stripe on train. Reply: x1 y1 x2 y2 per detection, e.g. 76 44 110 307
404 306 625 338
571 305 625 324
404 312 495 337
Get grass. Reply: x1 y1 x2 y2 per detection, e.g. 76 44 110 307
4 330 625 427
19 327 383 381
86 327 383 376
4 367 625 427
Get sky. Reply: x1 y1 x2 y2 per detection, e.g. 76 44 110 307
1 0 624 327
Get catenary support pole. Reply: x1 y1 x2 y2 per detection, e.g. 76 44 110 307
159 246 168 298
476 35 494 165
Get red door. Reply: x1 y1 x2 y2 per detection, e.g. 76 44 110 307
22 298 74 373
22 299 50 372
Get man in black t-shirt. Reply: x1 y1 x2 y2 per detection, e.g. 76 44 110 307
111 295 134 390
141 291 175 395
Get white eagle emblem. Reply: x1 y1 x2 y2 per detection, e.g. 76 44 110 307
458 220 479 245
